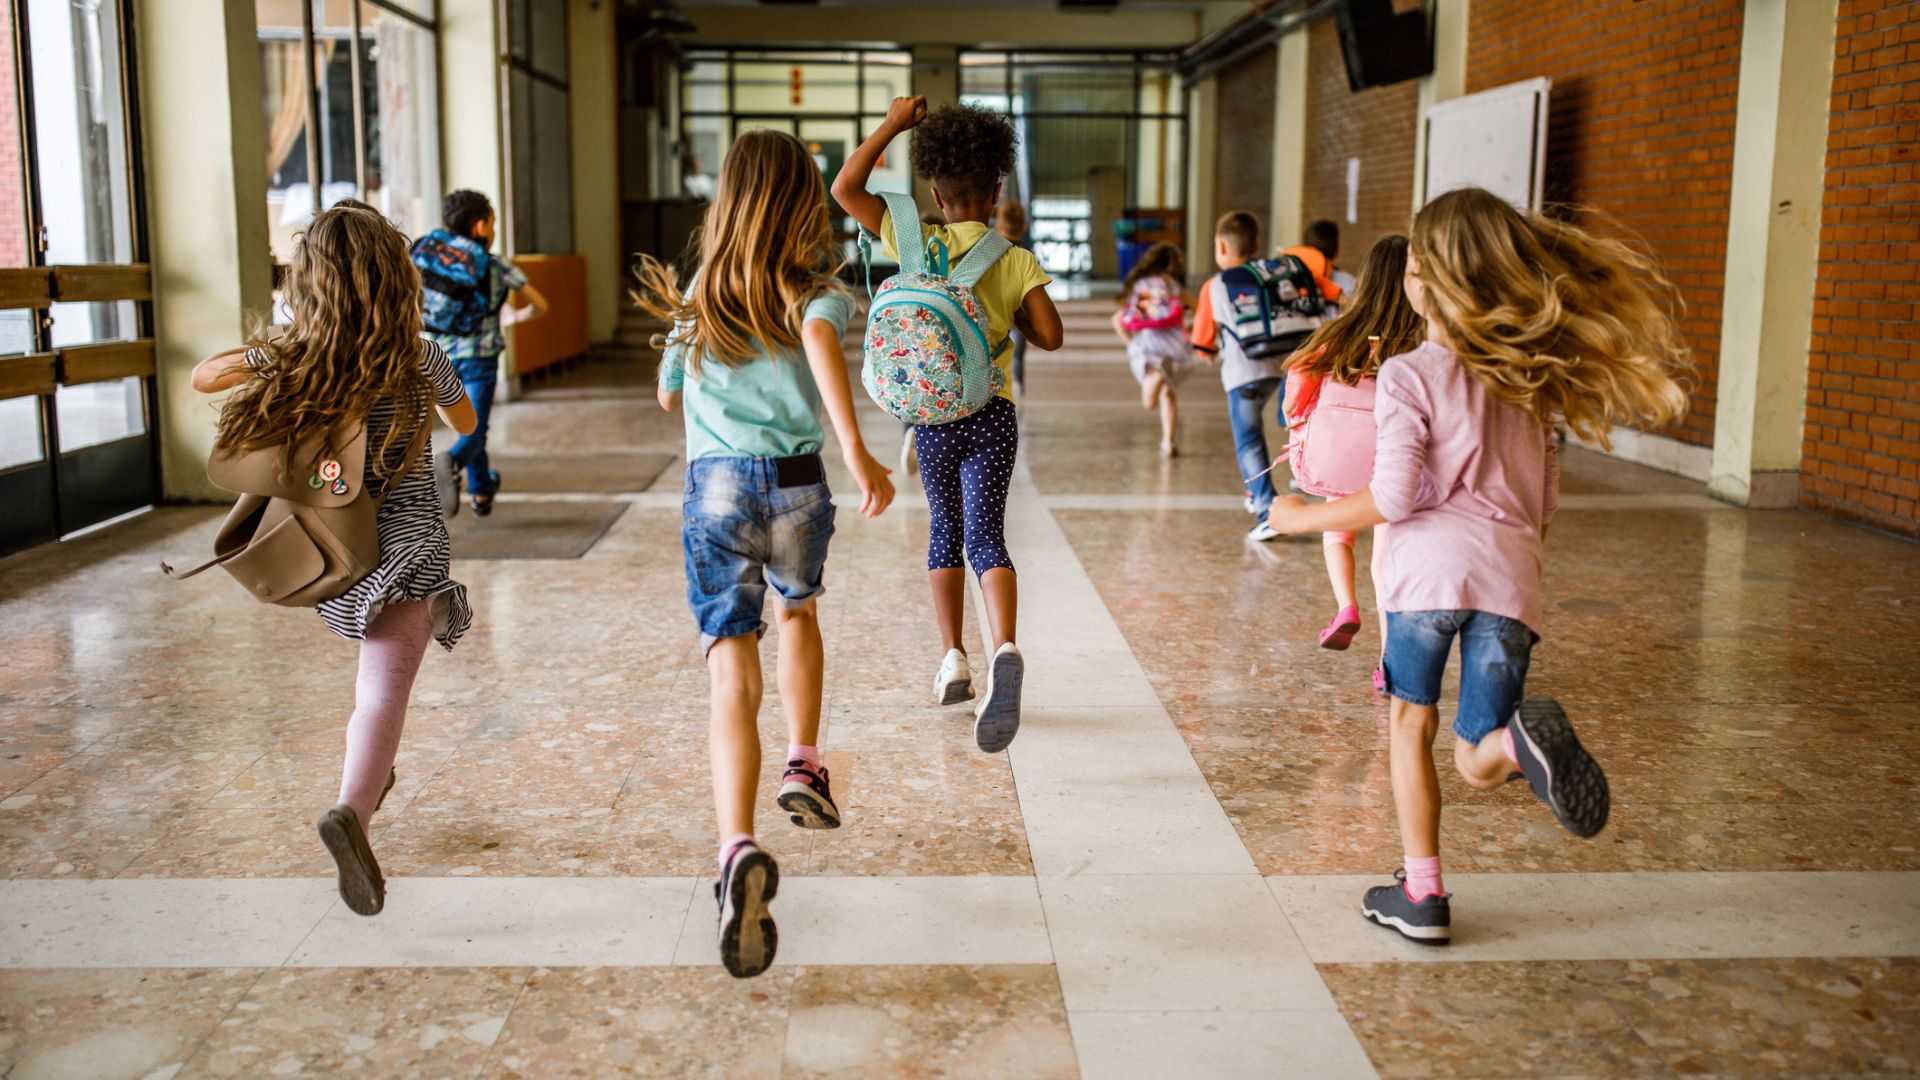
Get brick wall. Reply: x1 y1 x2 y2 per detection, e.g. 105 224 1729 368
1213 44 1276 236
0 12 26 269
1467 0 1745 449
1299 15 1419 264
1800 0 1920 539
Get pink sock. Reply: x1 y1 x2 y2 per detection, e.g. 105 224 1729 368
1405 855 1445 901
336 601 431 824
1500 726 1518 766
719 832 755 873
788 743 821 767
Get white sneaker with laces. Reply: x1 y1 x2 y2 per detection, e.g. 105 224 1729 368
934 648 972 705
973 642 1024 753
1242 495 1258 515
1248 519 1282 542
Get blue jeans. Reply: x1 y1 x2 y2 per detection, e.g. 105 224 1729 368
1228 377 1284 518
682 456 837 654
1382 609 1538 744
446 364 498 497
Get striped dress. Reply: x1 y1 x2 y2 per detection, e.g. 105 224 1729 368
244 340 473 649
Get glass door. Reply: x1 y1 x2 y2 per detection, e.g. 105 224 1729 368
0 0 155 557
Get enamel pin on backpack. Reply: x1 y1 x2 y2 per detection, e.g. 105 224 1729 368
856 190 1011 425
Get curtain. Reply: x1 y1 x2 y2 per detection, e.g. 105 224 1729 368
261 39 334 179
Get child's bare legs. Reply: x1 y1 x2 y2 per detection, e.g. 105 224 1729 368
337 600 432 824
773 601 823 748
930 566 1018 652
707 634 763 841
1158 386 1179 450
1455 730 1519 790
1139 369 1165 411
1387 696 1442 860
1323 533 1357 610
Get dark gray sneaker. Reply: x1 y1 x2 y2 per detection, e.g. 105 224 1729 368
972 643 1024 754
1361 869 1451 945
716 841 779 978
436 452 460 518
1509 697 1610 839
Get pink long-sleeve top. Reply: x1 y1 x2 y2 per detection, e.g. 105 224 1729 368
1371 341 1560 635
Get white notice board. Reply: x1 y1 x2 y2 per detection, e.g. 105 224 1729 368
1421 77 1550 212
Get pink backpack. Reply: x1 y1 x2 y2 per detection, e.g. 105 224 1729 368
1286 369 1377 498
1120 275 1185 331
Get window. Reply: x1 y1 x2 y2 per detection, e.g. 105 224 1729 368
505 0 571 253
256 0 442 263
959 51 1185 278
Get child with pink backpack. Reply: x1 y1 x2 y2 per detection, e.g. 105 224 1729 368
1283 235 1425 683
1110 243 1193 456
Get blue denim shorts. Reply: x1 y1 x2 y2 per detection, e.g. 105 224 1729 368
1382 609 1538 744
682 456 836 653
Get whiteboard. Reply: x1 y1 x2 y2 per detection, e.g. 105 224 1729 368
1421 77 1550 212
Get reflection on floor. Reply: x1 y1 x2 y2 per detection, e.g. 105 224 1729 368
2 301 1917 1078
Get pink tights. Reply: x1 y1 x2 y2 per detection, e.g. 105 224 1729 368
337 600 432 823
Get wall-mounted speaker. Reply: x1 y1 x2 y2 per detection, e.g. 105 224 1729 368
1333 0 1434 91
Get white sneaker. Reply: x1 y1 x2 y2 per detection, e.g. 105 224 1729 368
973 643 1024 753
934 648 973 705
1242 495 1257 516
1247 519 1282 542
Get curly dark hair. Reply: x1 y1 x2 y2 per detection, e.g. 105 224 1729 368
910 104 1018 206
442 189 494 238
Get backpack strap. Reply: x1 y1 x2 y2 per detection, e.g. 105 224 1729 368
949 230 1012 289
857 190 929 298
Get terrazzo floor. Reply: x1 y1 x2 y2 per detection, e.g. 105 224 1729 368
2 300 1916 1077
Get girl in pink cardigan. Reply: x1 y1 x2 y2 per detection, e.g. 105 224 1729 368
1266 188 1688 945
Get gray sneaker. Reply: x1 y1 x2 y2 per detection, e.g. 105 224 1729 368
1361 869 1450 944
436 452 460 518
716 841 779 978
1509 697 1610 839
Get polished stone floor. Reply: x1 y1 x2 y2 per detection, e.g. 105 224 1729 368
2 300 1917 1078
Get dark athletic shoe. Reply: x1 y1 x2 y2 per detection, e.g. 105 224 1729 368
776 759 841 829
716 841 779 978
316 804 385 917
973 643 1024 754
1361 869 1451 945
1509 696 1610 838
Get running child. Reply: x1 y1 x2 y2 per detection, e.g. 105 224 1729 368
1111 242 1194 457
833 97 1064 752
412 189 547 517
633 129 895 979
1265 187 1688 943
1281 235 1423 672
190 205 479 918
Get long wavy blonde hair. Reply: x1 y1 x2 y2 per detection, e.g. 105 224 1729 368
632 129 845 375
215 205 429 481
1411 187 1690 446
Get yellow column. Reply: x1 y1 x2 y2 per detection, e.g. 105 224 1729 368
1411 0 1470 210
436 0 504 200
569 0 620 345
1269 26 1309 255
136 0 273 501
1185 76 1218 277
1709 0 1838 507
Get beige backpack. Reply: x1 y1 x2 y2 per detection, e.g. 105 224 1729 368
163 422 413 607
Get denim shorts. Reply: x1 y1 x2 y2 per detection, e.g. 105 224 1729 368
682 456 836 653
1382 609 1538 744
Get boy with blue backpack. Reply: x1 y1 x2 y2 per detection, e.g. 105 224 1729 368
832 97 1063 753
411 190 547 517
1190 210 1337 541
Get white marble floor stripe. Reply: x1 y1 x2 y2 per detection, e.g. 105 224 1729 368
1036 492 1731 512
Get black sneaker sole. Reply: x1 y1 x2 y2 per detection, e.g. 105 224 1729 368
1360 902 1452 945
936 677 974 706
973 650 1024 754
316 806 385 917
1513 697 1610 839
720 849 779 979
777 784 842 829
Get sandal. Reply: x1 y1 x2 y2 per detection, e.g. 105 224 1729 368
316 804 385 916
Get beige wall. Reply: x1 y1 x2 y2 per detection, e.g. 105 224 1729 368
569 0 621 344
437 0 505 203
139 0 273 501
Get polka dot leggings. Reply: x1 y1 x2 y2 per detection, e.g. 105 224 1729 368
914 396 1018 575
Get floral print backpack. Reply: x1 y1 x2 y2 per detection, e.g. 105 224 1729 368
857 191 1011 425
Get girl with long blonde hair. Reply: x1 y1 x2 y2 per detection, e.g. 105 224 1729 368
191 204 478 918
631 128 895 979
1267 187 1688 944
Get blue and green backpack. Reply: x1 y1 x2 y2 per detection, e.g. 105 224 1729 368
857 191 1011 426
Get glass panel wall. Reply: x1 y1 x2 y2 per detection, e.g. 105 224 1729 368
505 0 571 253
959 51 1184 278
255 0 441 262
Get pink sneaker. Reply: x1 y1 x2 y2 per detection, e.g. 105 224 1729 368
1372 666 1386 692
1319 605 1362 650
